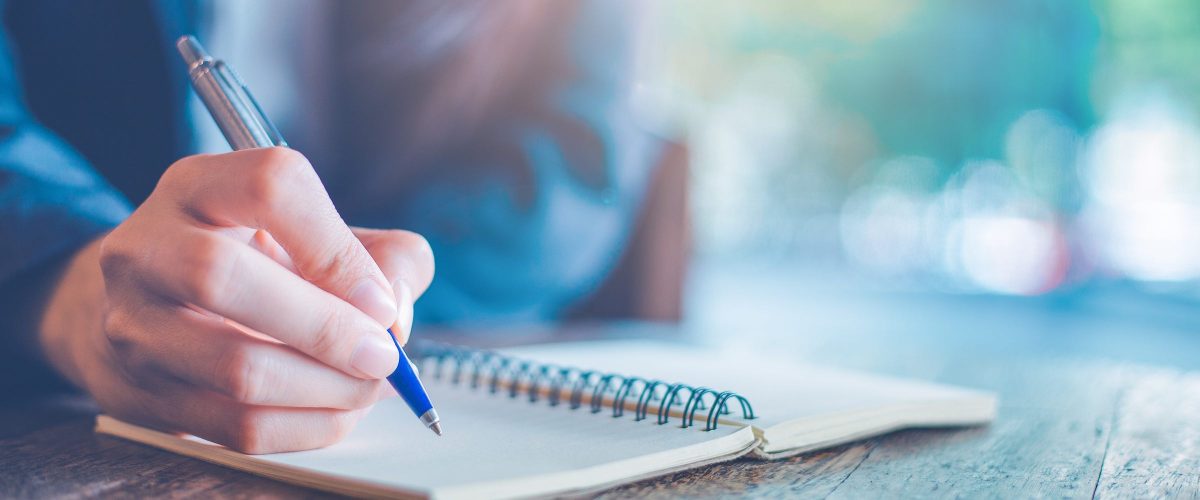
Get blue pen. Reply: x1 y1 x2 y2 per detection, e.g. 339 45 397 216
387 329 442 435
177 35 442 436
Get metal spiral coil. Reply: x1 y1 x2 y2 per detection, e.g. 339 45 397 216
410 341 756 431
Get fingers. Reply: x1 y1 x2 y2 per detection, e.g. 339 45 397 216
247 229 296 272
129 384 370 454
92 149 434 454
351 228 435 344
109 227 399 380
105 300 390 409
159 148 398 328
351 228 435 297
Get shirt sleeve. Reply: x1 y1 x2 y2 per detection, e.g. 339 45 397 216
400 0 658 324
0 23 132 392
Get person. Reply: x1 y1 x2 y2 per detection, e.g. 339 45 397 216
0 1 653 453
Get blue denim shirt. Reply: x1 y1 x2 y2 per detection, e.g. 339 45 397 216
0 0 652 389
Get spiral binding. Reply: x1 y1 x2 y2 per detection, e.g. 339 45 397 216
410 341 756 431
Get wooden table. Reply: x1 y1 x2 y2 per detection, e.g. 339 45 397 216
3 289 1199 498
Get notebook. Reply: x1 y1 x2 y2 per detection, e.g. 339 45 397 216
96 339 997 499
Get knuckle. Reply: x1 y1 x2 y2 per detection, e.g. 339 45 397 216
227 408 269 454
248 148 314 207
328 410 362 441
217 345 268 404
180 234 239 307
158 153 220 194
101 310 155 377
157 156 198 189
97 233 134 278
101 309 126 339
309 241 365 285
101 310 136 351
344 381 383 410
259 146 310 172
244 166 284 210
306 305 347 360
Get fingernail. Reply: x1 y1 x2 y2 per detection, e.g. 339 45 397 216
348 280 398 328
350 333 399 379
390 282 414 345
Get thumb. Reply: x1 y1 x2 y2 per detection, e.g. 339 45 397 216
351 227 435 345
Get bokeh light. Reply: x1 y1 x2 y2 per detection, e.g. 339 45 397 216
1082 91 1200 281
634 0 1200 296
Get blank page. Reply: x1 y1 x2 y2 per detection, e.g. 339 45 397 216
99 375 757 499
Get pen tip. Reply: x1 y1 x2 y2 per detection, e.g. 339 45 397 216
430 422 443 437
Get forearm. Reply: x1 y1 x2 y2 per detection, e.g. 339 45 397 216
0 246 81 396
0 125 130 392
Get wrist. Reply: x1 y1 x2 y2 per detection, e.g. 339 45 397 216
37 237 109 390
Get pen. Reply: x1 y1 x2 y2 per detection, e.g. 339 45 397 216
175 35 442 436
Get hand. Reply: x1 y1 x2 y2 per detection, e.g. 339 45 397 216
37 148 434 453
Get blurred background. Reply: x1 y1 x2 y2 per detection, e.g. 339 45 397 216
204 0 1200 363
634 0 1200 297
626 0 1200 365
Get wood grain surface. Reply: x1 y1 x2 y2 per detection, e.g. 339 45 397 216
4 296 1200 498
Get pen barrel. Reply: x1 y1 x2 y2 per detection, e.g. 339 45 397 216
188 61 277 151
177 35 284 150
387 332 435 419
176 35 439 431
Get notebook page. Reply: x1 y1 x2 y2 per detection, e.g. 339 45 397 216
101 375 756 499
499 340 996 446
